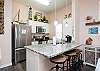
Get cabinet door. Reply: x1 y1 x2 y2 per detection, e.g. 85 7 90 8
45 23 49 33
96 53 100 64
85 50 95 65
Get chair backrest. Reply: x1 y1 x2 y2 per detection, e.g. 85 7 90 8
95 58 100 71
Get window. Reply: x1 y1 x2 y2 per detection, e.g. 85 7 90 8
55 24 62 39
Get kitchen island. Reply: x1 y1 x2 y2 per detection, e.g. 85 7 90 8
25 42 82 71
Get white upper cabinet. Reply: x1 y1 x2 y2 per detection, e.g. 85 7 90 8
28 20 49 33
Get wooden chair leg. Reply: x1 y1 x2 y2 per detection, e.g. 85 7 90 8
56 64 59 71
62 63 64 71
50 67 56 71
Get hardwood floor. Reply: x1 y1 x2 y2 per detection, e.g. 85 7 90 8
0 61 26 71
82 65 95 71
0 61 95 71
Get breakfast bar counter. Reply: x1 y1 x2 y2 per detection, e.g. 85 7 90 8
25 42 82 71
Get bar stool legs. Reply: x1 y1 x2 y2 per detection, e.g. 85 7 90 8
50 64 62 71
50 63 65 71
62 63 65 71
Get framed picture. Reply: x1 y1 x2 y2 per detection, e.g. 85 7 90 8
0 0 4 34
88 27 98 34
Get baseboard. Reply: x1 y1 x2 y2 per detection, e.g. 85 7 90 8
0 63 12 69
83 62 96 67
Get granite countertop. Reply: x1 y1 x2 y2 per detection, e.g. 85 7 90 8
25 42 82 58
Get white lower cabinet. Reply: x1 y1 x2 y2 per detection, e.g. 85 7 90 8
26 49 53 71
84 45 100 67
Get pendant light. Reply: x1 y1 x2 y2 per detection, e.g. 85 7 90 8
65 0 68 27
53 0 57 45
54 0 58 26
62 0 68 40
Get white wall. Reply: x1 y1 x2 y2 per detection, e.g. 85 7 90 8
79 0 99 45
0 0 12 68
46 5 72 38
71 0 100 45
12 0 28 23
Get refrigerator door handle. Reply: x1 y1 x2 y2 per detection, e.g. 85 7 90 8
15 48 25 51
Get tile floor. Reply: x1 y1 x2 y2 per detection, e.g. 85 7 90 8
0 61 95 71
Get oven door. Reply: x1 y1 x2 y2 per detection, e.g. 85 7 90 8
15 48 26 64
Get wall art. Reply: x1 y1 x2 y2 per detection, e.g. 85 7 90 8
0 0 4 34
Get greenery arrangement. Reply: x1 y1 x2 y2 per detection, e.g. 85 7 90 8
34 14 38 21
42 16 48 23
64 13 72 19
33 12 48 23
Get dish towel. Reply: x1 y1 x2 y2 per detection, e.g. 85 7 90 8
95 58 100 71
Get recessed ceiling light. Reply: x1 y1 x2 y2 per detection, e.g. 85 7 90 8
35 0 51 6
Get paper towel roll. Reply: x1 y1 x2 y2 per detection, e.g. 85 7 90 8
53 36 56 45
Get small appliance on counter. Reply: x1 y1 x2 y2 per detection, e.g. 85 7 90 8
65 35 72 43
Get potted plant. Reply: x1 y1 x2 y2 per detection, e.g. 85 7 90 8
42 16 46 23
34 15 38 21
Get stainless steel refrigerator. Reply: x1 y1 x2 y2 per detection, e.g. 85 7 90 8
12 23 32 65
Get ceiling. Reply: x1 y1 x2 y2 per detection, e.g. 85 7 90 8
13 0 72 12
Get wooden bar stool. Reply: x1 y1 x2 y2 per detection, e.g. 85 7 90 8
64 49 83 71
65 51 78 68
73 49 82 57
73 49 83 67
50 55 68 71
75 49 83 70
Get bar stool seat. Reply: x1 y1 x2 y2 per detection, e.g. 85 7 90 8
51 55 67 63
73 49 82 53
64 51 77 60
66 52 77 56
50 55 68 71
